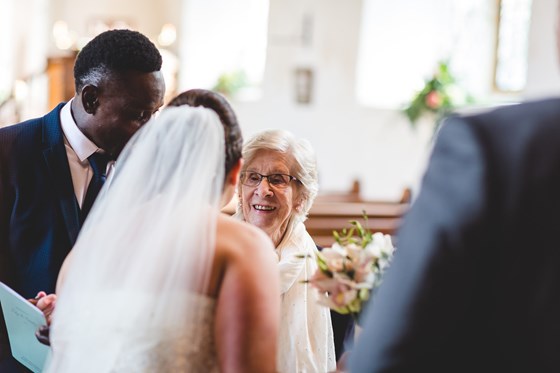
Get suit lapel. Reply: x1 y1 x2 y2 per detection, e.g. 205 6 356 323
41 104 81 246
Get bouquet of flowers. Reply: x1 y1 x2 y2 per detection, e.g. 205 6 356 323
308 218 395 318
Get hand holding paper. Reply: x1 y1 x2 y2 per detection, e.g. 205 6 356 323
31 292 57 325
0 282 50 373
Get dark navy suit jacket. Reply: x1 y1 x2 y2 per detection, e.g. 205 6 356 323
0 103 80 371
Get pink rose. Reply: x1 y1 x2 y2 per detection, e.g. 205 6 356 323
425 90 442 109
330 286 358 308
309 270 340 293
321 248 346 272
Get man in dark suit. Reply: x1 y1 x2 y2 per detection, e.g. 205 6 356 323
0 29 165 371
349 37 560 373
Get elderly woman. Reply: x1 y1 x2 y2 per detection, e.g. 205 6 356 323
234 129 335 373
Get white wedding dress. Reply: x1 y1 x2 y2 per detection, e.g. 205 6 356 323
112 294 218 372
46 107 226 372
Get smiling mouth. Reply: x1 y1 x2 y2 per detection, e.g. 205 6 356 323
253 204 275 211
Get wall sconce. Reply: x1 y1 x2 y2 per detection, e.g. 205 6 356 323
158 23 177 47
13 80 29 103
52 21 77 50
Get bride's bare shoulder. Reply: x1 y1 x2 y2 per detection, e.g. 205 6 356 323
216 214 275 258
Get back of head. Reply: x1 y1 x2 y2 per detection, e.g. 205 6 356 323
168 89 242 176
73 29 163 91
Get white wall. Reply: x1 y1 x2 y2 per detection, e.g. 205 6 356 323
0 0 49 121
231 0 560 200
20 0 560 200
234 101 434 200
228 0 437 200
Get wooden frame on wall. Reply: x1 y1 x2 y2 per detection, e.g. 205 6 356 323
492 0 533 94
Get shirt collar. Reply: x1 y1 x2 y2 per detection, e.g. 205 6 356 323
60 99 101 161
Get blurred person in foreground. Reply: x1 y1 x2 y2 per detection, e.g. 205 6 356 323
350 3 560 371
45 90 280 372
234 129 335 372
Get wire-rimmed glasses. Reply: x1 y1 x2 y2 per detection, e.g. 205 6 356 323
240 171 298 189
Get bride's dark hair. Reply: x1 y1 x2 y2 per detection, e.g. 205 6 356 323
168 89 243 176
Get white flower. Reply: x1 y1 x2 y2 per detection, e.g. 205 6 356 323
320 248 347 272
329 242 347 255
365 232 394 258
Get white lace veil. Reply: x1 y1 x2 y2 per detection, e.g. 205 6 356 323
46 106 225 372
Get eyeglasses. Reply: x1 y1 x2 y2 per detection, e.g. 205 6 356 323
240 172 299 189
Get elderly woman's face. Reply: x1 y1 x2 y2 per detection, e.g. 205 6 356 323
240 149 300 246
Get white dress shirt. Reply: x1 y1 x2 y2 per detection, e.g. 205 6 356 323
60 100 112 207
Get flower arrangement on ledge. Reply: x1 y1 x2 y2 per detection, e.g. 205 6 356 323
403 61 470 127
307 218 395 319
212 69 249 98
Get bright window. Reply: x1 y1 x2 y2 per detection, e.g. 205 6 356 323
494 0 533 92
0 0 15 102
179 0 269 100
355 0 523 108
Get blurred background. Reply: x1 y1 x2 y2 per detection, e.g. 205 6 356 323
0 0 556 201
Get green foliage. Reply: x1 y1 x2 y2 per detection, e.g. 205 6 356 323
212 70 248 98
403 61 466 127
333 211 372 248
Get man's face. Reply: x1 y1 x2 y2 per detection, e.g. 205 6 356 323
87 70 165 158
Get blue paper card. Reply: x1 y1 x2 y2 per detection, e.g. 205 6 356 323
0 282 49 372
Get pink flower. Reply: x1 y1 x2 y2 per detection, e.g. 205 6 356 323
425 90 442 109
308 270 340 294
315 279 358 309
330 286 358 308
321 248 347 272
309 269 360 309
353 259 374 284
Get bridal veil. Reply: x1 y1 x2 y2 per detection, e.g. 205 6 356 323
46 106 225 372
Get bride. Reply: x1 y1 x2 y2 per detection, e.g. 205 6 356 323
45 90 280 372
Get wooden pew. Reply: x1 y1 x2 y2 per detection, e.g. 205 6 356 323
305 192 410 248
313 179 363 203
315 180 412 205
222 181 411 248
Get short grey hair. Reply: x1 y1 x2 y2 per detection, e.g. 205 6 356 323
240 129 318 224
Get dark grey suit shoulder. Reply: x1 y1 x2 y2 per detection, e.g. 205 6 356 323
350 97 560 373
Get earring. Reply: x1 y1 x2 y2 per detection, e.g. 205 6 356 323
237 198 243 211
295 200 304 213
